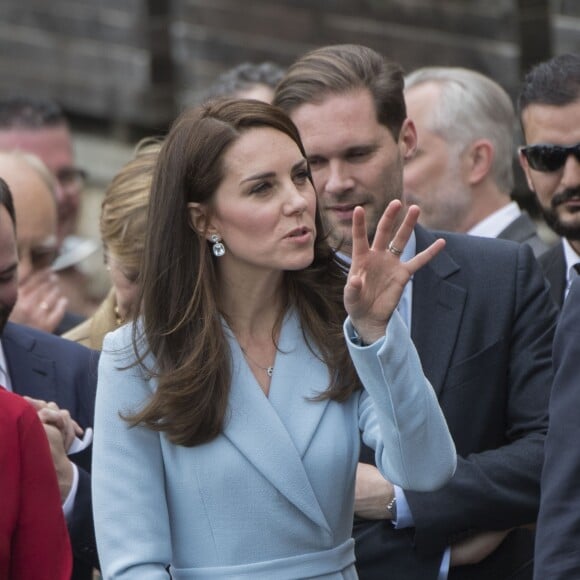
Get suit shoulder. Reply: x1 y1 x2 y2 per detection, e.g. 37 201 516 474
538 240 563 267
434 231 531 266
439 231 518 251
4 322 98 361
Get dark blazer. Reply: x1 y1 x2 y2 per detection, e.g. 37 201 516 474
2 322 99 580
539 241 567 308
55 310 86 336
497 211 550 258
533 278 580 579
354 226 557 580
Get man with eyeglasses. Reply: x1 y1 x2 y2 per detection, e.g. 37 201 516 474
0 96 99 319
0 96 87 245
518 53 580 307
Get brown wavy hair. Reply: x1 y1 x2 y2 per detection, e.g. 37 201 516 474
128 98 360 446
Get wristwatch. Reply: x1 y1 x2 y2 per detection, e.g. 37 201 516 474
386 496 397 520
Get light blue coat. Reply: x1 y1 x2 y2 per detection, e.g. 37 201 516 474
92 310 455 579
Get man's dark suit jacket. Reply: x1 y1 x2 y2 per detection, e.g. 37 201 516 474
533 278 580 579
354 226 557 580
539 241 567 307
2 322 99 580
497 211 550 258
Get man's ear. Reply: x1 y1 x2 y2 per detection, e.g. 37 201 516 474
188 202 211 237
466 139 494 186
399 118 418 160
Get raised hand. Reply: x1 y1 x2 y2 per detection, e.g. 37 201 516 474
9 268 68 333
344 200 445 344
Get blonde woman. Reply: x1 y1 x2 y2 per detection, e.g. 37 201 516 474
64 139 161 349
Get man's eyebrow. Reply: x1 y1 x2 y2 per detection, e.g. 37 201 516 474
345 143 379 153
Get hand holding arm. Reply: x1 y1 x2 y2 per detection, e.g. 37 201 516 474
344 201 444 344
450 529 511 567
24 396 83 451
23 397 82 502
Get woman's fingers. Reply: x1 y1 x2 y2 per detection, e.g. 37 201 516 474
372 199 403 252
407 238 446 273
351 206 370 260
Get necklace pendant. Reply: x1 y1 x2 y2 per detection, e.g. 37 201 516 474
266 366 274 377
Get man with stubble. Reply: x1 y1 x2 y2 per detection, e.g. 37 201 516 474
274 44 557 580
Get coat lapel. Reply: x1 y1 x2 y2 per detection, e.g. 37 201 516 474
222 311 332 535
411 227 467 397
539 242 566 307
2 323 57 401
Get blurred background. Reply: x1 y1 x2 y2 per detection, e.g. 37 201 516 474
0 0 578 289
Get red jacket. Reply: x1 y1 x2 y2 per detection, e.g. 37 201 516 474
0 388 72 579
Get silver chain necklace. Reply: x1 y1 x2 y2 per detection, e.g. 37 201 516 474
240 347 274 377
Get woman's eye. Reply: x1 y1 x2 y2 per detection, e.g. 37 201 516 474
250 181 271 195
293 170 310 183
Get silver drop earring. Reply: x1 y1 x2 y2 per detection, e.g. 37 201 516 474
211 234 226 257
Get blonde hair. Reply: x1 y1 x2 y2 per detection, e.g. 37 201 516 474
100 138 162 274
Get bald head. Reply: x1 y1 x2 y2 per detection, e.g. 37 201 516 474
0 152 58 281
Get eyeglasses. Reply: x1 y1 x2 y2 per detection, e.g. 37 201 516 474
18 245 59 270
56 167 88 189
520 143 580 173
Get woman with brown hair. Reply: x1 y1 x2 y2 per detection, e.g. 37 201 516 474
92 99 455 579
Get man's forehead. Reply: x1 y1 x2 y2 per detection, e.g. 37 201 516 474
0 126 73 168
290 92 389 156
521 101 580 144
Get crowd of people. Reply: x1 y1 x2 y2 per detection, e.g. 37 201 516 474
0 44 578 580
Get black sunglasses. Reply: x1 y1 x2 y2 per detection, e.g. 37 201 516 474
520 143 580 173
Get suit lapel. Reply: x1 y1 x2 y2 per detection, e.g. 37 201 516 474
222 312 332 534
2 323 57 401
411 227 467 396
497 212 535 244
539 242 566 307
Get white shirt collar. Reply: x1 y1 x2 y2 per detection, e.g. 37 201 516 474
468 202 522 239
563 238 580 296
0 339 12 391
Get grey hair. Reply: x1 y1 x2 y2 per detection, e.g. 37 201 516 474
405 67 515 194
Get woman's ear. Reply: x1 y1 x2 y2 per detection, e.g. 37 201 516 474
188 202 208 236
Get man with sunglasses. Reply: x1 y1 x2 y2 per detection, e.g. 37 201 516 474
518 53 580 307
0 151 82 335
